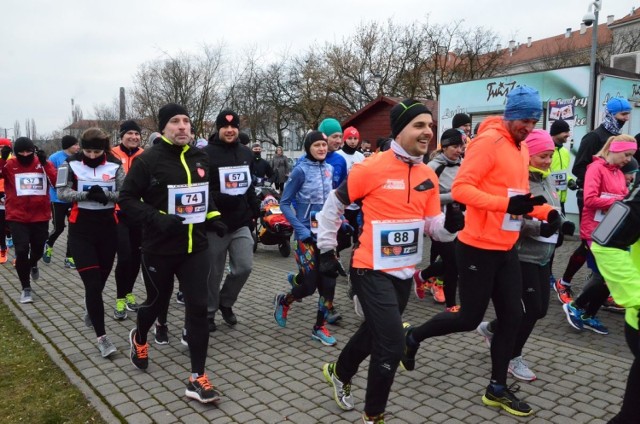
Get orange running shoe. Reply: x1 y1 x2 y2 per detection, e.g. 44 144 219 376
0 249 7 264
431 280 445 304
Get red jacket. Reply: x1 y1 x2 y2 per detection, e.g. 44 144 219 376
0 157 57 223
580 156 628 241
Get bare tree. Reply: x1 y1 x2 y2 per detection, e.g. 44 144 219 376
131 44 226 138
72 104 83 123
13 120 21 138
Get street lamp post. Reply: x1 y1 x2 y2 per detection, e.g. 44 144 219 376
0 128 13 139
585 0 602 131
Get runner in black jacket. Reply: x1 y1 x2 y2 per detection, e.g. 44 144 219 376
119 103 227 404
202 110 260 331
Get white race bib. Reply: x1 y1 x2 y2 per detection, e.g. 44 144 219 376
551 171 568 190
218 165 250 195
15 172 47 196
502 188 525 232
77 179 116 210
372 219 424 270
167 182 209 224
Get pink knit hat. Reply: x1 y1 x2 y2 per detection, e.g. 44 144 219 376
525 129 555 156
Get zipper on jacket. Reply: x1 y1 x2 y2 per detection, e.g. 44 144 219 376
179 146 194 254
407 163 413 203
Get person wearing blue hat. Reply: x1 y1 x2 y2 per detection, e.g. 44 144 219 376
555 97 632 305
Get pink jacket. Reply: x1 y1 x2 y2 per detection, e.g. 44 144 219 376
580 156 628 240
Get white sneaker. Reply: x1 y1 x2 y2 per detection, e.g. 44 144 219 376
20 288 33 304
97 335 117 358
476 321 493 348
508 356 537 381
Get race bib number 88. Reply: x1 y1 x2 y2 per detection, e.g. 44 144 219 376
372 220 424 270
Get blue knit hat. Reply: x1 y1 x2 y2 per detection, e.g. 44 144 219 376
606 97 631 115
504 86 542 121
318 118 342 137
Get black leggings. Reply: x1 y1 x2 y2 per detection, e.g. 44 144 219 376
490 261 550 359
115 220 142 298
608 324 640 424
0 209 6 250
69 222 118 338
137 250 210 375
420 239 458 307
46 202 72 257
411 241 523 385
7 221 48 289
335 268 411 417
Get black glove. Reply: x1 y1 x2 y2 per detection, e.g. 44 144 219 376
539 210 561 238
318 249 347 278
340 222 354 236
36 149 47 166
1 146 11 160
561 220 576 236
506 193 546 215
444 202 465 233
206 218 228 237
86 185 109 205
567 180 578 191
154 213 185 235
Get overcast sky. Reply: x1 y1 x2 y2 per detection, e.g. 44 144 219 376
1 0 638 136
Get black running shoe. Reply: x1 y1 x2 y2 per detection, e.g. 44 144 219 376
185 373 221 404
400 322 418 371
129 328 149 370
482 383 533 417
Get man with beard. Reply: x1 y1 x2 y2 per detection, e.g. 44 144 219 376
0 137 57 303
204 109 259 332
251 143 274 184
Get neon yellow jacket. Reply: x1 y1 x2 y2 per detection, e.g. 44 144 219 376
550 145 575 203
591 241 640 330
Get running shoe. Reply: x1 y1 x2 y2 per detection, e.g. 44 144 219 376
400 322 418 371
97 335 117 358
125 293 139 312
312 325 337 346
30 266 39 281
562 302 584 331
287 272 298 288
273 293 289 327
431 280 445 304
154 323 169 345
602 296 624 313
114 298 128 320
327 306 342 325
208 317 217 333
482 383 533 416
322 362 354 410
581 315 609 335
129 328 149 370
477 321 493 348
508 356 536 381
554 279 573 304
64 257 76 269
19 288 33 304
6 236 13 248
445 305 460 313
180 328 188 347
412 270 428 300
362 413 385 424
0 249 7 264
43 244 52 264
176 291 185 305
219 305 237 326
185 373 221 404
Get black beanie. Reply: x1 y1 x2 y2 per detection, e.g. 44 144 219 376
216 109 240 129
119 120 142 138
238 132 251 145
440 128 464 148
550 120 571 136
390 99 432 138
81 135 108 150
304 131 327 156
61 135 78 150
158 103 189 132
14 137 35 153
451 113 471 129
